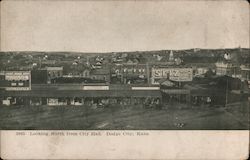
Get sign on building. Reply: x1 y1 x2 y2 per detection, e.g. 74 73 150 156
82 85 109 90
151 68 193 84
2 71 31 91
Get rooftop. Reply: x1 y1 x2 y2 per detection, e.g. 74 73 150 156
46 67 63 71
1 90 161 98
90 68 110 75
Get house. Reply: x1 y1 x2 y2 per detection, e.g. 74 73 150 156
46 67 63 83
121 64 148 84
82 68 91 78
90 68 110 83
41 60 56 65
215 61 238 76
125 58 139 64
240 64 250 81
194 67 209 77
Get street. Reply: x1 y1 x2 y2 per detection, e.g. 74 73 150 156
0 102 248 130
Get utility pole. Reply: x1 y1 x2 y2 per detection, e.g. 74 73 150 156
121 64 123 84
39 57 42 69
146 63 150 85
225 78 229 107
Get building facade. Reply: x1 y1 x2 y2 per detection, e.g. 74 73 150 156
0 71 31 91
46 67 63 83
151 67 193 84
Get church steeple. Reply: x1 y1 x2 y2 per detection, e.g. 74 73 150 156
169 50 174 61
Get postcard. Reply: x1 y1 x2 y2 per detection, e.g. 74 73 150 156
0 0 249 159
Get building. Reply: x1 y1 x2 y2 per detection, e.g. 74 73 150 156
46 67 63 83
82 68 91 78
90 68 110 83
194 67 209 76
0 84 162 107
110 64 150 84
0 75 247 107
239 64 250 90
151 67 193 84
215 61 239 77
240 64 250 81
121 64 149 84
0 71 31 91
169 50 174 61
190 76 247 105
31 69 48 84
41 60 56 65
126 58 139 64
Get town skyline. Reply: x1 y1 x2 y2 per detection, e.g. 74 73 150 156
0 48 249 130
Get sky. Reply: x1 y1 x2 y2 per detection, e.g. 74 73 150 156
1 0 249 52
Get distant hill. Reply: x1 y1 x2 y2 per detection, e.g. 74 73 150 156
0 48 249 65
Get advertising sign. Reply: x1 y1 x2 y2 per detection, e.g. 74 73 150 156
5 87 31 91
152 68 170 78
2 71 31 91
5 72 30 81
169 68 193 81
83 86 109 90
152 68 193 83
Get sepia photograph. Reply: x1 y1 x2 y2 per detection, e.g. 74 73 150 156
0 0 249 159
0 48 249 130
0 0 249 130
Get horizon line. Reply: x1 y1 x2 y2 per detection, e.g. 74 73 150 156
1 47 249 54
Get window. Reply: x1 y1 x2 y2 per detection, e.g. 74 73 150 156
18 82 24 86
